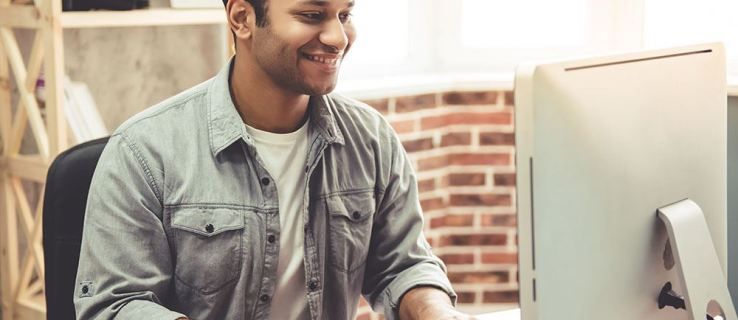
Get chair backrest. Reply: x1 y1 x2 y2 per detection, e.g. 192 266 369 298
43 137 109 320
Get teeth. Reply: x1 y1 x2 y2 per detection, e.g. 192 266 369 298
307 55 339 66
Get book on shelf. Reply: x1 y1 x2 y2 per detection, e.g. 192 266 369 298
63 77 109 144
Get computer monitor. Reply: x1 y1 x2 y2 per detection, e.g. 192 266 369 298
514 43 730 320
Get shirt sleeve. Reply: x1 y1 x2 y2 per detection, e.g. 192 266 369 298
74 133 186 320
361 125 457 319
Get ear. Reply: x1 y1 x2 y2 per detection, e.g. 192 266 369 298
227 0 256 41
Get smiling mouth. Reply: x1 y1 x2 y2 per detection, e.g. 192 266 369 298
303 53 341 66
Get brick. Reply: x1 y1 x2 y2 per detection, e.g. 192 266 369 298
417 155 448 171
402 137 434 153
441 132 471 147
417 178 436 193
444 214 474 227
450 194 512 207
448 271 510 283
481 214 517 227
439 253 475 264
431 215 476 228
390 119 416 134
395 94 436 113
362 98 390 114
441 233 507 246
493 173 516 186
456 291 477 304
503 91 514 107
449 153 510 166
448 173 486 186
420 197 445 212
442 91 498 105
479 132 515 146
481 252 518 264
421 112 512 130
483 290 519 303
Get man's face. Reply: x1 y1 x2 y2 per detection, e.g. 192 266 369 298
249 0 356 96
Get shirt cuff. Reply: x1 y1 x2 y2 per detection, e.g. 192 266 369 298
382 262 457 320
117 299 188 320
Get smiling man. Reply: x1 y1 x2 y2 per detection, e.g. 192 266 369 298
73 0 471 319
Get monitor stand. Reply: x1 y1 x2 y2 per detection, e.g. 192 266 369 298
657 199 737 320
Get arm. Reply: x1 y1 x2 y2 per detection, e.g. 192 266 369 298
399 287 476 320
361 124 463 319
74 134 186 320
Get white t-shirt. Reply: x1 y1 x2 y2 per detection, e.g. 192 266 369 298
244 120 310 320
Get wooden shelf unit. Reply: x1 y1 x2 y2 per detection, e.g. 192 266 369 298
0 3 227 320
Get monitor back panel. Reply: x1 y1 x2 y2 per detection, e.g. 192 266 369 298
515 43 727 320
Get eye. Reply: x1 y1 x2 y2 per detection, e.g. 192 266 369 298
299 11 323 22
339 12 352 23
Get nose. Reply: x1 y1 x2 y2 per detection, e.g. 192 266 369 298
319 18 349 52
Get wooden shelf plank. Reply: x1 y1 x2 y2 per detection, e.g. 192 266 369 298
60 8 226 29
0 5 42 29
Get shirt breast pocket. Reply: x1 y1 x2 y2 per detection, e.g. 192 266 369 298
326 192 375 273
169 207 244 294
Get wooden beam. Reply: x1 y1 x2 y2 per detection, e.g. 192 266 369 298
15 295 46 320
1 155 49 182
41 0 68 157
8 100 28 156
0 175 19 320
0 32 10 155
0 5 42 29
0 28 50 159
61 8 226 28
8 32 45 156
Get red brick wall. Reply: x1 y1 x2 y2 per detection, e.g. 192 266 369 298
355 90 517 319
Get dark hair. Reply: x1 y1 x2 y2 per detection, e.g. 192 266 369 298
223 0 268 27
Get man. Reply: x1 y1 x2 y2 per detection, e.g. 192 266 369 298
74 0 474 319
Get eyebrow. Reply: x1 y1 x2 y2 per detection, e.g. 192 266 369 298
297 0 355 8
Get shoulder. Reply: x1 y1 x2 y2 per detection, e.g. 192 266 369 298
115 78 212 137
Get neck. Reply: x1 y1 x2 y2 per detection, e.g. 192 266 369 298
229 56 310 134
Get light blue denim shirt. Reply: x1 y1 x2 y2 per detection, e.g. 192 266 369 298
74 60 456 320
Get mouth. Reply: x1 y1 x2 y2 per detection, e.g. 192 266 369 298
302 53 342 67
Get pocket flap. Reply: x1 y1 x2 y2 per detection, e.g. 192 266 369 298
326 192 376 222
171 207 244 237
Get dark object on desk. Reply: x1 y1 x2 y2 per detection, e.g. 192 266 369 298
657 281 685 310
43 137 109 320
62 0 148 11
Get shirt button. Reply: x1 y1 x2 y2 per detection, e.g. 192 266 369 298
205 224 214 233
352 211 361 220
260 294 270 302
267 235 276 243
261 177 270 186
308 280 319 291
81 285 89 294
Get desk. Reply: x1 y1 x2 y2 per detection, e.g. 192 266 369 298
477 308 521 320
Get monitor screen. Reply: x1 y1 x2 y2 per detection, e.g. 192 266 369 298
514 43 727 320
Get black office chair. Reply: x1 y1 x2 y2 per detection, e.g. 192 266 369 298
43 137 109 320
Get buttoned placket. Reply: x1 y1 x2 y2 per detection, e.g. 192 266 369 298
241 134 282 319
302 133 330 320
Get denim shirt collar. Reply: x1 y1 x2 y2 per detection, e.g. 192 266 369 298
207 58 345 156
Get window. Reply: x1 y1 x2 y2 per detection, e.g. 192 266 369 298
643 0 738 75
339 0 738 82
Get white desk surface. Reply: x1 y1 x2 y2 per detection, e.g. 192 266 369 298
476 308 521 320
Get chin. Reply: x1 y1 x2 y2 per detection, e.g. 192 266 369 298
305 82 337 96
